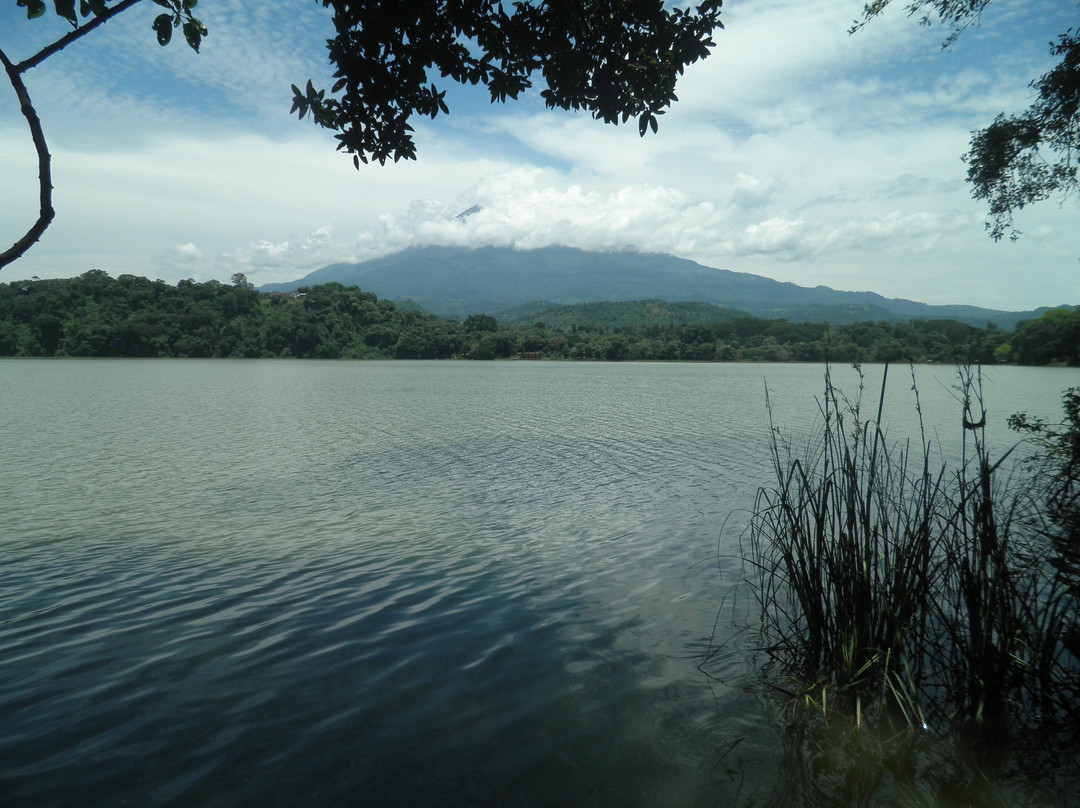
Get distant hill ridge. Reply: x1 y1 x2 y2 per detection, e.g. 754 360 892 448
498 299 748 330
260 245 1066 328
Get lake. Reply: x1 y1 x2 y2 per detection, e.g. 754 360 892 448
1 360 1075 807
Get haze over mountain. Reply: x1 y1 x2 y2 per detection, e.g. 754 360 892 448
260 246 1064 328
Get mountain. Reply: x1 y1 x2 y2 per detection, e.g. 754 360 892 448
260 245 1059 328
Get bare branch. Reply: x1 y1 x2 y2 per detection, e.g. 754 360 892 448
2 1 150 269
0 47 54 270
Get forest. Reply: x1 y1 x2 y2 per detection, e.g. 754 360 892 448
0 270 1076 365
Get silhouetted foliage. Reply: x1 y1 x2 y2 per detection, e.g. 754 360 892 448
743 365 1080 803
293 0 723 165
1011 387 1080 582
966 31 1080 242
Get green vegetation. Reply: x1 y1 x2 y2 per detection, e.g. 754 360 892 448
1010 386 1080 591
1008 307 1080 366
0 272 468 359
5 271 1077 365
741 364 1079 801
500 299 747 331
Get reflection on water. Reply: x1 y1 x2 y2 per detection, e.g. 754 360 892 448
0 360 1075 806
754 702 1080 808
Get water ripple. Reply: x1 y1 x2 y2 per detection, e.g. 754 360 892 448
4 360 1060 806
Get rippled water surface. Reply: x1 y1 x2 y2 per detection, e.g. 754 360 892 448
0 360 1073 807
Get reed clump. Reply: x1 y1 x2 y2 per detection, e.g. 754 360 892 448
750 364 1079 740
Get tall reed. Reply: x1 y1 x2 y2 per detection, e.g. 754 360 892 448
938 368 1078 734
749 364 1078 737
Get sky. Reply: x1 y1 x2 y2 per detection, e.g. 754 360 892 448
1 0 1078 311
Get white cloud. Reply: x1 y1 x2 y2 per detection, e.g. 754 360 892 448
732 173 782 209
173 243 203 261
734 217 810 260
214 169 730 281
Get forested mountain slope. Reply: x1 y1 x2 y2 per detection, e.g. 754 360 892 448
8 271 1076 364
261 246 1059 328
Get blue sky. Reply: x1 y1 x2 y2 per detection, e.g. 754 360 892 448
1 0 1077 311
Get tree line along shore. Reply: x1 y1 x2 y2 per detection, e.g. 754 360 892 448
1 271 1076 365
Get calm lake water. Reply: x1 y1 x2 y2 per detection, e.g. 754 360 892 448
1 360 1075 807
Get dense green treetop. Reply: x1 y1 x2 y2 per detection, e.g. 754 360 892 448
1009 306 1080 366
0 271 1036 365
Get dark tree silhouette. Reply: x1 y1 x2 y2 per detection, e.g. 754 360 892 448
292 0 723 166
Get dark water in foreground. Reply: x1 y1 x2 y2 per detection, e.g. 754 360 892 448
0 360 1074 807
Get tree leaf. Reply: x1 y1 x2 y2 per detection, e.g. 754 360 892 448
152 13 173 46
53 0 78 25
21 0 48 19
182 18 204 52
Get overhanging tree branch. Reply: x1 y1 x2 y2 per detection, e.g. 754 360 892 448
1 0 146 270
2 0 200 269
1 46 54 270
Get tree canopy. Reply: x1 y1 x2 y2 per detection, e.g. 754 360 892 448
0 270 1023 365
2 0 724 267
854 0 1080 241
292 0 723 166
